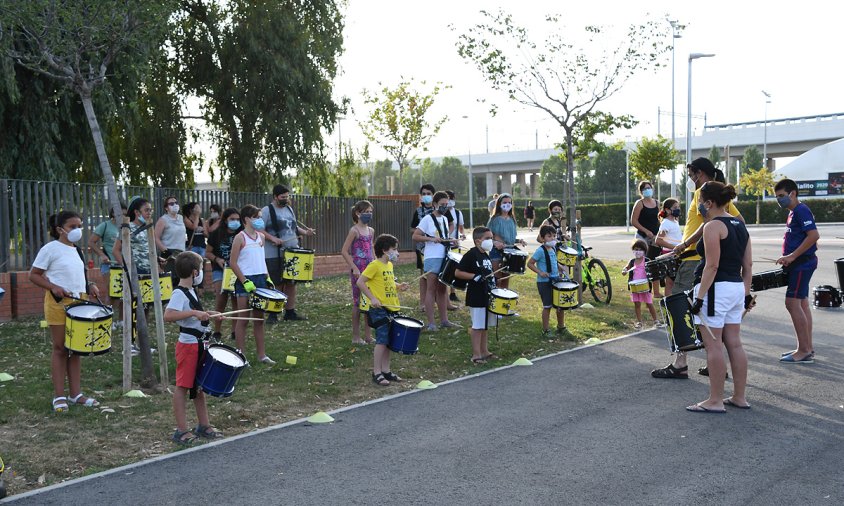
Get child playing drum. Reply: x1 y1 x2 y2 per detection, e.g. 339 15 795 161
455 227 498 364
622 239 664 330
356 234 409 386
164 251 223 445
527 225 566 338
341 200 375 345
655 198 683 297
205 207 241 341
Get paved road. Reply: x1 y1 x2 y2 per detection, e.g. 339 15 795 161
5 226 843 505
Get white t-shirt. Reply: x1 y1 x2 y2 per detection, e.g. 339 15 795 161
448 208 464 238
31 240 87 295
166 288 206 344
658 219 683 250
417 214 449 259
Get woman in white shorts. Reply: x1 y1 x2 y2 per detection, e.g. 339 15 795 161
686 181 755 413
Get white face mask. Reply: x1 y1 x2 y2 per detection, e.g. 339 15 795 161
168 203 180 214
545 239 557 248
448 200 455 208
193 269 204 287
480 239 494 252
634 250 645 259
387 250 399 262
500 203 513 212
66 227 83 243
686 176 697 193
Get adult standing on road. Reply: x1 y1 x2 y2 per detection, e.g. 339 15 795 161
651 158 744 379
262 185 314 323
686 181 754 413
155 196 186 274
524 201 536 232
630 180 662 298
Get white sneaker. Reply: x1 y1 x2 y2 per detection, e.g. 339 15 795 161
130 344 140 357
260 356 276 365
654 321 666 328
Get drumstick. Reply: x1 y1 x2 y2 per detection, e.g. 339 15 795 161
213 308 255 317
757 257 779 263
484 266 508 279
741 294 758 319
222 317 265 321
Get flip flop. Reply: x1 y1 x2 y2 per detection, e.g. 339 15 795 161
723 398 751 410
686 403 726 414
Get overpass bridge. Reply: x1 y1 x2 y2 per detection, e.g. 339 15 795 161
426 113 844 198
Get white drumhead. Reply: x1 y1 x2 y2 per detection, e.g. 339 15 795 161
255 288 286 300
208 346 245 367
393 317 423 328
629 280 649 286
491 288 518 298
67 304 112 320
559 247 577 255
503 248 528 257
553 282 579 290
447 252 463 262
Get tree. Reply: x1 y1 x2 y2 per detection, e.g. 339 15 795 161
591 148 627 197
743 145 763 172
742 167 777 224
539 155 567 199
171 0 344 191
455 10 669 287
359 79 448 194
333 144 368 199
369 158 397 195
574 157 594 193
419 157 468 197
629 135 680 192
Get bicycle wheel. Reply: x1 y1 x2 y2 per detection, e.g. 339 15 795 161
585 258 612 304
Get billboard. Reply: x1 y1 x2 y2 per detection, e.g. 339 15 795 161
795 172 844 197
829 172 844 195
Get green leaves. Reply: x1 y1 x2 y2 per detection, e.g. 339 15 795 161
628 135 681 188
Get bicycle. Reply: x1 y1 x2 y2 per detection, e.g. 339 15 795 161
558 239 612 305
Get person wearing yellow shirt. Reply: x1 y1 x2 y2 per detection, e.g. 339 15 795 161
357 234 409 386
651 157 745 379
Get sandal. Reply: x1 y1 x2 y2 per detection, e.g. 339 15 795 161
372 373 390 386
482 353 499 361
471 357 487 365
650 364 688 379
382 371 403 382
193 424 223 439
172 429 196 446
52 396 69 413
69 393 100 407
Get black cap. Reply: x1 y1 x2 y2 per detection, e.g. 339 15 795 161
687 157 715 175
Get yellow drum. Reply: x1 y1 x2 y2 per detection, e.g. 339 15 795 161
109 264 123 298
629 280 651 293
221 266 236 293
556 245 578 267
359 293 371 312
140 273 173 304
282 248 315 283
488 288 519 316
249 287 287 313
552 281 579 309
65 303 112 355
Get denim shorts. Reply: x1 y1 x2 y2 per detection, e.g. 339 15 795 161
368 307 392 345
211 269 224 284
100 263 111 276
190 246 206 256
234 273 267 297
423 257 444 274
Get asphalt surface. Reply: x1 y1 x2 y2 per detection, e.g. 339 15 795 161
5 225 843 505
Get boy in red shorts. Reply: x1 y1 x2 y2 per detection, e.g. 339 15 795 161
165 251 223 444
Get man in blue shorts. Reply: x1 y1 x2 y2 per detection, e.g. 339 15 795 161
774 178 820 364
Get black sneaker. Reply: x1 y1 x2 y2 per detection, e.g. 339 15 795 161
449 292 460 303
284 309 307 321
698 366 729 379
266 313 279 325
211 331 222 341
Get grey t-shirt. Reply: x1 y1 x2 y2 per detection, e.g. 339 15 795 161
261 203 298 258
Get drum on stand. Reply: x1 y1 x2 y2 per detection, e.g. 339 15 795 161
196 344 247 397
438 251 467 290
282 248 315 283
551 281 579 309
659 292 702 352
488 288 519 316
388 316 424 355
750 269 788 292
813 285 842 308
502 248 528 274
249 287 288 313
628 280 651 293
64 303 113 355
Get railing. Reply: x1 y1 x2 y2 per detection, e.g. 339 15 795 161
0 179 415 272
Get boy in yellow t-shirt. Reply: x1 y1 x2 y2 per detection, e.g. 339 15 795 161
357 234 409 386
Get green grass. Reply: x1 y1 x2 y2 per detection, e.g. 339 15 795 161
0 259 642 496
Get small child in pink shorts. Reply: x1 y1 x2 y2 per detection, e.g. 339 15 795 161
622 239 664 330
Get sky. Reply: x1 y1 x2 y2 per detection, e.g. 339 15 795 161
328 0 844 163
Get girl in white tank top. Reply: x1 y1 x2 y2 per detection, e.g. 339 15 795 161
237 229 265 276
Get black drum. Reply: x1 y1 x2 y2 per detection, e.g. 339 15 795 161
751 269 788 292
438 251 467 290
645 255 680 281
813 285 842 308
659 292 702 352
502 248 528 274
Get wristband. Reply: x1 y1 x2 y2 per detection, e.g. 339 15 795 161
690 298 704 315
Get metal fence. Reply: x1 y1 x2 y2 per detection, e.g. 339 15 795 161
0 179 415 272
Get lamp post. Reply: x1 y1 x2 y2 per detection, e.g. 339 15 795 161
625 142 631 233
669 20 683 197
762 90 771 170
686 52 716 206
462 115 475 228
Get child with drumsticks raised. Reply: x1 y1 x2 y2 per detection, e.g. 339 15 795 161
528 225 566 338
622 239 664 330
455 227 498 364
356 234 409 386
164 251 223 445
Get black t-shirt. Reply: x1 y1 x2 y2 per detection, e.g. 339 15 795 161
207 231 235 271
457 247 495 308
524 205 535 219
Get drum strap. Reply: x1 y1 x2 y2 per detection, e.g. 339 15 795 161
76 247 89 294
542 247 554 278
432 216 447 239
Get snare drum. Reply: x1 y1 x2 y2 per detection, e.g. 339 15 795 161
388 316 423 355
813 285 842 308
282 248 315 283
196 344 247 397
64 303 113 355
139 273 173 304
221 266 236 293
556 245 578 267
552 281 579 309
645 255 679 281
249 287 288 313
750 269 788 292
438 251 467 290
659 292 702 352
488 288 519 316
502 248 528 274
628 280 651 293
108 264 123 298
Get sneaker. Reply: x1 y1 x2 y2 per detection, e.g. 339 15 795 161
449 293 460 303
654 321 666 328
130 344 140 357
542 329 553 338
633 322 643 330
556 326 567 336
425 323 439 332
266 314 279 325
259 355 276 365
440 320 461 329
284 309 307 321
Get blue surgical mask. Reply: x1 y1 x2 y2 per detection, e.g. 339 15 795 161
421 195 433 205
387 250 399 262
227 220 241 230
776 195 792 209
138 216 146 225
671 208 681 218
360 213 372 224
251 218 265 230
697 202 708 218
642 188 654 198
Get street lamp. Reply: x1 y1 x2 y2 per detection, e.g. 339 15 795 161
462 115 475 228
625 141 631 233
668 20 683 197
686 52 716 206
762 90 771 170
